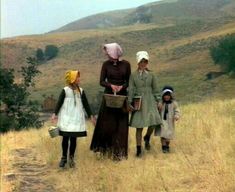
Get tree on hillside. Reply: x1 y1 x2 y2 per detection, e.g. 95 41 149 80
210 34 235 74
126 5 152 25
44 45 59 60
0 57 43 133
36 48 44 61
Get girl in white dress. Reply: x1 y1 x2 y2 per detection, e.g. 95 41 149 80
52 70 95 168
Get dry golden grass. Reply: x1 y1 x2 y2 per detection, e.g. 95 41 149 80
1 98 235 192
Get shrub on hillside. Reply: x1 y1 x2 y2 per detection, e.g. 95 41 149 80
44 45 59 60
36 48 44 61
210 34 235 73
0 57 43 133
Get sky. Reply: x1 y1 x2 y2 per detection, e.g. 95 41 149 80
1 0 159 38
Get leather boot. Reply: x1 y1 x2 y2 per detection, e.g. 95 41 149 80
166 146 170 153
136 146 142 157
69 156 75 168
143 135 151 150
162 146 167 153
59 156 67 168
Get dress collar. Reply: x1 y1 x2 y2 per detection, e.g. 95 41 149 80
138 69 148 76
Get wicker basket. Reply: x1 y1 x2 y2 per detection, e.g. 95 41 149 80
104 93 127 108
48 126 59 138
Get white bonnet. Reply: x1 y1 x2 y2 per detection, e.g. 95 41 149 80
136 51 149 64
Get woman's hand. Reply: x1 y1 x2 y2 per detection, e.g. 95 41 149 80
116 85 123 92
127 104 135 112
110 84 123 93
111 84 118 93
90 115 96 126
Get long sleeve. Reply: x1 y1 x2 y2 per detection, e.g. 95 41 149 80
81 90 93 118
100 62 111 88
54 89 65 115
122 61 131 90
128 74 135 104
173 101 180 119
151 73 160 102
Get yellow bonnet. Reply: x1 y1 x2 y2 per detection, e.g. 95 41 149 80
65 70 80 85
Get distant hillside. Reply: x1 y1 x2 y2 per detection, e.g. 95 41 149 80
49 9 133 33
51 0 235 33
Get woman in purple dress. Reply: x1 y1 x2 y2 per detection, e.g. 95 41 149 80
90 43 131 160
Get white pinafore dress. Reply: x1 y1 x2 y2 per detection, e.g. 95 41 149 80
57 86 87 137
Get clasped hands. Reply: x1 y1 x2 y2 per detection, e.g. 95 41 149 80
110 84 123 94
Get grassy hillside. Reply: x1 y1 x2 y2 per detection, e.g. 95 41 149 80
0 0 235 108
1 98 235 191
30 20 235 104
0 42 34 71
1 21 235 109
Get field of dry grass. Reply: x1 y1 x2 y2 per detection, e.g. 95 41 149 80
1 98 235 192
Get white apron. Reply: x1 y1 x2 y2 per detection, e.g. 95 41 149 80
57 86 86 133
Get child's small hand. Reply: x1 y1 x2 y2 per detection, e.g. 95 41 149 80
157 103 163 111
51 113 58 123
174 116 179 121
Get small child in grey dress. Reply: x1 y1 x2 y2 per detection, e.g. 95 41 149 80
155 86 180 153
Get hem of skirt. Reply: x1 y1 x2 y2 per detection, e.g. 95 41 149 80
129 123 161 128
59 131 87 137
90 147 128 160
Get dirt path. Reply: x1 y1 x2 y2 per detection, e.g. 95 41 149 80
12 148 55 192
